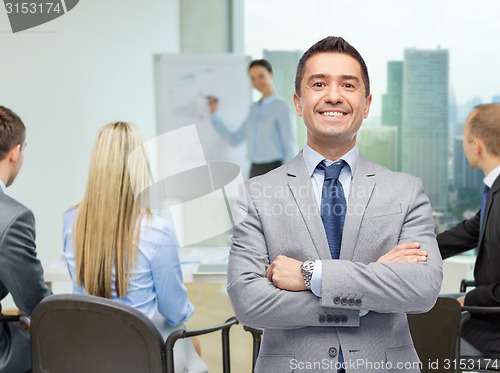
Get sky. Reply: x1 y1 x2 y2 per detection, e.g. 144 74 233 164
244 0 500 118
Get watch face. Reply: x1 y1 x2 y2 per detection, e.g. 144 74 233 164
302 260 314 271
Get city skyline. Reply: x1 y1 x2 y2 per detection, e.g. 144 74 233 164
245 0 500 117
401 48 449 212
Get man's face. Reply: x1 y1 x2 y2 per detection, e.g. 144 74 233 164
462 115 478 169
293 52 372 150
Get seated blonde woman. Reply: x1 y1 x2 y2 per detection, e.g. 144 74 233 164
63 122 207 373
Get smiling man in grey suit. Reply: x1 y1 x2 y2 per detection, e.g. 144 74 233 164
0 106 51 373
227 37 442 372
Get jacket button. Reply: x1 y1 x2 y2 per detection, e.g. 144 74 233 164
326 315 334 323
333 297 341 304
341 298 347 305
319 315 326 323
348 298 354 306
333 315 341 323
328 347 338 357
341 315 348 323
355 299 362 306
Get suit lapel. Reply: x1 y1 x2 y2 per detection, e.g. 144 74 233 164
286 152 331 260
479 175 500 247
340 154 376 261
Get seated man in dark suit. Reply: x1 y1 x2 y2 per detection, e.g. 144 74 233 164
0 105 52 373
438 103 500 359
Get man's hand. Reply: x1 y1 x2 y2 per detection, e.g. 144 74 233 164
377 242 428 263
266 255 306 291
457 295 465 307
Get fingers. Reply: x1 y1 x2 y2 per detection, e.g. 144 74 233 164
377 242 428 263
265 256 306 291
393 242 421 252
265 255 284 280
265 263 272 281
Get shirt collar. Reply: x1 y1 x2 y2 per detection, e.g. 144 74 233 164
0 179 5 193
484 164 500 188
303 143 359 178
258 93 278 106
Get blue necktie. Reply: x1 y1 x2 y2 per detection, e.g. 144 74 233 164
480 185 491 229
317 160 347 260
317 160 347 372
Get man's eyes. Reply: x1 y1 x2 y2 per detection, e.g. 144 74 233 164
310 82 357 90
312 82 326 88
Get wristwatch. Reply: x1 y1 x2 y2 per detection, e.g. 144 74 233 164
301 260 315 290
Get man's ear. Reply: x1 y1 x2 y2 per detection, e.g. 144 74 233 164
8 144 20 163
473 138 484 156
293 92 303 117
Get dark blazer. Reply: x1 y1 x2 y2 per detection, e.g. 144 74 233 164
0 189 51 373
437 174 500 358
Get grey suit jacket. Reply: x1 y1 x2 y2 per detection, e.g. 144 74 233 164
0 189 51 373
227 152 442 372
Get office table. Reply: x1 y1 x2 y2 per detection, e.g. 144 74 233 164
44 246 230 286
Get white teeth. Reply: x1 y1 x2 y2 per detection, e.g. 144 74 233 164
322 111 345 117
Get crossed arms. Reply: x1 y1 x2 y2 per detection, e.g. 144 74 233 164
227 177 442 329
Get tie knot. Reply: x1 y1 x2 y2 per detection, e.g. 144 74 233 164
317 160 346 181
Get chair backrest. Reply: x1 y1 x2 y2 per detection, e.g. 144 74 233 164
30 294 166 373
407 297 462 373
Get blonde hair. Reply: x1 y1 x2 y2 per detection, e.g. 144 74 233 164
74 122 151 298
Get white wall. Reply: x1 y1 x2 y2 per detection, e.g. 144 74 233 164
0 0 179 265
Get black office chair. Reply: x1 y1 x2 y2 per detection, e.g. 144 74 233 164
30 294 238 373
407 297 468 373
242 324 263 372
459 279 500 372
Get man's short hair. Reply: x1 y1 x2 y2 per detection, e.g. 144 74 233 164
0 106 26 161
469 103 500 157
295 36 370 98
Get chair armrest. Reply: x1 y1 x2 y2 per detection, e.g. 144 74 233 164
0 314 30 330
460 310 471 330
462 306 500 315
165 316 239 373
242 325 263 336
165 316 239 348
0 314 21 322
460 279 476 292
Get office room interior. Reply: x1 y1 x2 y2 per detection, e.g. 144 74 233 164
1 0 499 371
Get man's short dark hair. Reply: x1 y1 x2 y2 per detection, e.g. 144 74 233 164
295 36 370 98
249 59 273 74
0 106 26 161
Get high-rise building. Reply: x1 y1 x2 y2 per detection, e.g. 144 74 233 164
263 49 305 147
357 126 397 171
402 48 449 212
381 61 403 171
